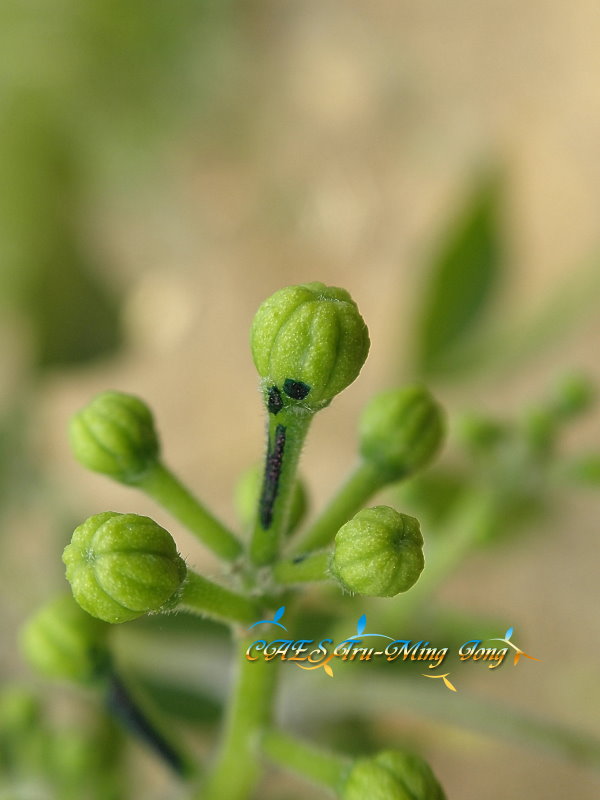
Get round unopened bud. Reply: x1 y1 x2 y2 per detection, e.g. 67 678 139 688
332 506 424 597
63 512 187 624
251 282 370 412
21 595 108 683
234 464 308 535
359 386 445 480
343 751 445 800
69 391 159 484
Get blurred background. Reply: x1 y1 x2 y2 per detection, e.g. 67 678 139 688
1 1 599 798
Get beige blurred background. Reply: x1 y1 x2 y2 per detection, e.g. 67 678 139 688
1 1 599 798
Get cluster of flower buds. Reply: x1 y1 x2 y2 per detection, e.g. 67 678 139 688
41 281 448 798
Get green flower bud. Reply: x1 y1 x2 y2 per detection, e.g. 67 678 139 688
359 386 445 481
251 282 370 412
69 391 159 484
343 751 445 800
63 512 187 624
234 463 308 535
21 595 109 683
332 506 424 597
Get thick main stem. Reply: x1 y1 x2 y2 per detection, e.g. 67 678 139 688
293 460 384 554
201 636 278 800
251 409 313 565
137 461 242 561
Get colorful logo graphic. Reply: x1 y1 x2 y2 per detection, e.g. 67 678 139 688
246 608 540 691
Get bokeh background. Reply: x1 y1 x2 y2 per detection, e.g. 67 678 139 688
1 2 599 798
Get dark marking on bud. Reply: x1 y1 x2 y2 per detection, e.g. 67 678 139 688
292 554 307 564
259 424 286 528
267 386 283 415
283 379 311 400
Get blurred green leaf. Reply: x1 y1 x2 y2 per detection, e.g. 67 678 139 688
414 172 504 377
565 454 600 487
0 90 122 369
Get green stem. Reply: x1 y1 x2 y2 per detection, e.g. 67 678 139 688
273 550 330 585
251 409 313 565
302 674 600 772
137 461 242 561
200 636 278 800
262 729 350 793
293 460 384 554
177 570 259 626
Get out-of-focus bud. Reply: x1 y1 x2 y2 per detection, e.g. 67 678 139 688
69 391 159 484
551 373 595 420
251 282 370 412
359 386 445 481
21 595 109 683
234 463 308 535
332 506 424 597
63 512 187 624
458 413 508 454
342 750 445 800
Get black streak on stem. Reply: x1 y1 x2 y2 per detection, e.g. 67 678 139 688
106 673 188 777
259 423 286 529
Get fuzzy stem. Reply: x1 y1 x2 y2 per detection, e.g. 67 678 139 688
200 636 278 800
136 461 242 561
293 460 384 554
273 550 330 585
177 570 259 626
262 729 350 793
251 409 313 565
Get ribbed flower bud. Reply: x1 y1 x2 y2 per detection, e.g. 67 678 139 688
332 506 424 597
359 386 445 481
63 512 187 624
343 750 445 800
251 282 370 412
234 464 308 535
21 595 108 683
69 391 159 484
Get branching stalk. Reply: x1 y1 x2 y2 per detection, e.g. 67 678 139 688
137 461 243 561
